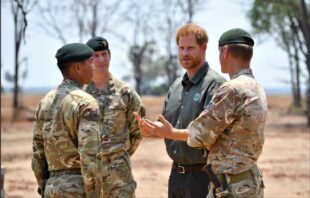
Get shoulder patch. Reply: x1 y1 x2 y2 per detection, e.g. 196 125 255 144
85 110 100 122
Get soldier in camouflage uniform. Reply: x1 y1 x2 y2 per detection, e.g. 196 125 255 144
32 43 100 198
135 28 267 198
85 36 145 198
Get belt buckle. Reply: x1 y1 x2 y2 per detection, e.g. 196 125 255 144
225 174 231 184
177 165 185 174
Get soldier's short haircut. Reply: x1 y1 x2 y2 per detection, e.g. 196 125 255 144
57 61 73 75
176 23 208 46
227 44 253 61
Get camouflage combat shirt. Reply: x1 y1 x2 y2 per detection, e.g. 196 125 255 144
32 79 100 196
84 74 145 156
187 69 267 174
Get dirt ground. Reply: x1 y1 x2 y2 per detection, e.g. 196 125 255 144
1 93 310 198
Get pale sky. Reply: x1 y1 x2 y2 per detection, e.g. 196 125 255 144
1 0 292 91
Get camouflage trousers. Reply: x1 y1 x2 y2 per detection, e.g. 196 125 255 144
207 166 264 198
96 152 136 198
44 171 86 198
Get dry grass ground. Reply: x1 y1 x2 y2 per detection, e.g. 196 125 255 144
1 93 310 198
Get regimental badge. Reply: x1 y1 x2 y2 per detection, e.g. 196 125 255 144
193 93 201 101
102 41 107 48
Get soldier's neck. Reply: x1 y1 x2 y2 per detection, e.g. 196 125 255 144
227 59 250 79
92 72 110 90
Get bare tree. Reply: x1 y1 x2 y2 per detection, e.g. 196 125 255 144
36 0 123 43
158 0 183 87
129 41 156 94
177 0 206 23
297 0 310 126
9 0 37 120
36 0 159 94
121 0 158 94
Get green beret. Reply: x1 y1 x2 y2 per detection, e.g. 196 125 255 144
219 28 254 47
86 36 109 51
55 43 94 63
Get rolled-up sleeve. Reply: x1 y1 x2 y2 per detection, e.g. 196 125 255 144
127 88 145 155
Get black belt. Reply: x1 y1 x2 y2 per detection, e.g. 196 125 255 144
172 164 205 174
50 169 81 177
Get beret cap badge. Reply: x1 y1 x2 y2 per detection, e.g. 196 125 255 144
86 36 109 51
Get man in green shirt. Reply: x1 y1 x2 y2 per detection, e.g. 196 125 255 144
136 24 225 198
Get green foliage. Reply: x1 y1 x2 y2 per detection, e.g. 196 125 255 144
248 0 310 126
248 0 297 46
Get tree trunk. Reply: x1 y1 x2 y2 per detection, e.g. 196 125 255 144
12 2 20 120
288 56 298 107
305 33 310 127
135 76 141 95
165 55 178 86
134 54 142 95
306 78 310 127
13 41 20 120
293 45 302 108
306 57 310 127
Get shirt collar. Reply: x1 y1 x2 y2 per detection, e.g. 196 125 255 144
182 62 209 86
231 68 254 79
61 79 81 88
86 74 115 94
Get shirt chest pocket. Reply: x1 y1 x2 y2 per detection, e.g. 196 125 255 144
102 105 127 134
106 93 128 119
100 107 129 149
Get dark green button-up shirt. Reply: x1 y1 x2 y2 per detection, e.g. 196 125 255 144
163 62 225 165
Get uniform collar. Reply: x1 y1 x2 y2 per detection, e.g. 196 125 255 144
61 78 81 88
182 62 209 86
231 68 254 79
87 74 115 94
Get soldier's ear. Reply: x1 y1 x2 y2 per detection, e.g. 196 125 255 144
73 62 82 74
222 45 229 58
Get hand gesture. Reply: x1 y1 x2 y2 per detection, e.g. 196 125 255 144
133 112 155 137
